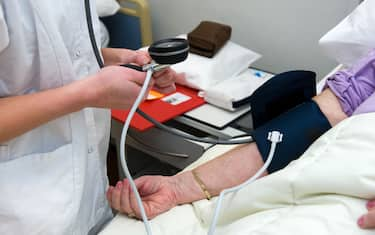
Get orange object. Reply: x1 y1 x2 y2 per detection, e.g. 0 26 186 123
146 90 165 100
111 85 205 131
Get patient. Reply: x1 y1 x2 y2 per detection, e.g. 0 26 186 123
107 49 375 229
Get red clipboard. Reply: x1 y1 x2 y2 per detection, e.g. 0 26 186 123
111 85 205 131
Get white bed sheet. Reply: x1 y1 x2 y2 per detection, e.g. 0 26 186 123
101 111 375 235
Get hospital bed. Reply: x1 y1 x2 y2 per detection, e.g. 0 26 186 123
99 67 375 235
99 1 375 234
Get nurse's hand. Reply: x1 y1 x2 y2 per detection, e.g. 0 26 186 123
85 65 152 110
358 199 375 229
101 48 151 67
101 48 181 94
152 68 185 94
106 176 178 219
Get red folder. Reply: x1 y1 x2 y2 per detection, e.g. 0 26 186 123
111 85 205 131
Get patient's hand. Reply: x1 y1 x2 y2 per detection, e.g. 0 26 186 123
358 199 375 229
106 176 179 219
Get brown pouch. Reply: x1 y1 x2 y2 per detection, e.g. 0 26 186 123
187 21 232 58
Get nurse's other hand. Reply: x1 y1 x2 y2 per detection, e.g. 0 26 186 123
106 176 178 219
358 199 375 229
152 68 184 94
101 48 150 66
86 65 152 110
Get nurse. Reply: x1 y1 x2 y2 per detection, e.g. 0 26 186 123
0 0 180 234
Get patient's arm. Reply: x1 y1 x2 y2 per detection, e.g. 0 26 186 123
107 88 348 219
312 88 347 126
173 88 348 204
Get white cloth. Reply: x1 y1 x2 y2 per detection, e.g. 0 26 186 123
100 20 111 47
95 0 120 47
172 38 261 91
319 0 375 66
203 69 272 111
100 113 375 235
0 3 8 52
96 0 120 17
0 1 112 234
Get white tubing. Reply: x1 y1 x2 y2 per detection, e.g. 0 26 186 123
119 67 283 235
119 69 154 235
207 131 283 235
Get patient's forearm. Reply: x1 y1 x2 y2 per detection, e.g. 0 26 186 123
313 88 348 126
172 88 347 204
173 143 266 204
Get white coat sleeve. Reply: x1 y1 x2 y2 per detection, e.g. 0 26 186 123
0 3 9 53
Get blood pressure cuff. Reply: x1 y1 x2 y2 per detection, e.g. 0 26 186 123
250 70 317 129
187 21 231 58
252 100 331 173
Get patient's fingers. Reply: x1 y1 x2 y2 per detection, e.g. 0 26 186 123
106 186 114 207
367 199 375 210
111 181 123 211
358 211 375 229
120 179 133 215
129 180 147 219
358 200 375 229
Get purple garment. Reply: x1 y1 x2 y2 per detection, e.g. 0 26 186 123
325 48 375 116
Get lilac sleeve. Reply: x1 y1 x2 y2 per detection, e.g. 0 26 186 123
325 49 375 116
353 92 375 115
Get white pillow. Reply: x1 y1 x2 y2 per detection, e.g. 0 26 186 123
319 0 375 66
96 0 120 17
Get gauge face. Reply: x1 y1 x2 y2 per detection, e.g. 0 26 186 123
154 41 184 49
148 38 189 64
149 38 188 52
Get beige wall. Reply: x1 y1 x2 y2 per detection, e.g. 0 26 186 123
147 0 359 79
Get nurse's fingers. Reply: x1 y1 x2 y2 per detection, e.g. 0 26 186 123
110 181 123 211
133 50 151 65
120 180 133 216
152 68 177 93
152 68 175 84
124 69 147 87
